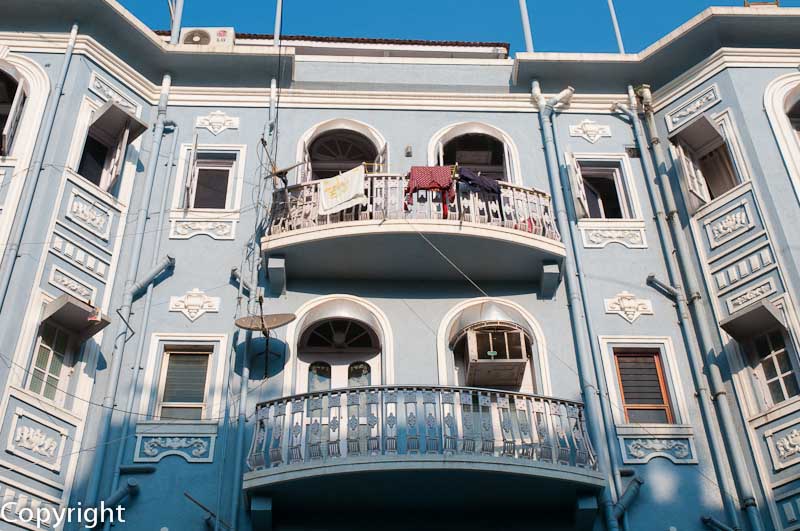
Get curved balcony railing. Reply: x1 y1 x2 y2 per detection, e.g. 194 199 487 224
247 386 595 473
268 175 561 242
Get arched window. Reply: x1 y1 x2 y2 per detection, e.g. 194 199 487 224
0 68 25 156
347 361 371 387
452 321 532 389
300 318 380 354
308 362 332 393
307 130 379 180
790 100 800 143
442 133 507 181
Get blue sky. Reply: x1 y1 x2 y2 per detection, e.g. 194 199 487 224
120 0 800 54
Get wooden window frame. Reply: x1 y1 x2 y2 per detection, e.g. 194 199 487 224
155 346 213 421
614 349 675 424
27 322 76 407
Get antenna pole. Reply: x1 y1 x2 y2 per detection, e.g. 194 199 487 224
273 0 283 48
170 0 184 44
607 0 625 54
518 0 534 52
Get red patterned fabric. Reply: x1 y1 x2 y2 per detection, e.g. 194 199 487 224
405 166 455 217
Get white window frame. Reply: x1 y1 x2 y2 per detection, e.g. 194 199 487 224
598 336 692 435
27 321 76 408
171 143 246 214
155 346 213 421
187 155 236 210
750 329 800 411
567 152 642 222
138 333 228 423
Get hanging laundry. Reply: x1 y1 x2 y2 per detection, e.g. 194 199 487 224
318 164 369 216
406 165 455 217
458 167 500 194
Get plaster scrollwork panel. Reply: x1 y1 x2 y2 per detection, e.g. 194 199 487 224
569 120 612 144
88 72 140 115
135 435 215 463
170 219 236 240
6 408 68 472
580 224 647 249
703 200 755 250
765 421 800 471
665 84 721 132
621 437 696 464
196 111 240 136
49 267 96 304
725 278 776 314
66 191 112 240
604 291 654 323
169 288 221 321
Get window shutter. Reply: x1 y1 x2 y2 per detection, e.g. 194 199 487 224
184 133 199 208
162 353 209 404
670 143 710 206
565 152 589 218
1 86 26 156
374 142 387 173
105 123 130 190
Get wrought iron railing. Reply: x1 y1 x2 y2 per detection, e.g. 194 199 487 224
247 386 595 472
268 175 561 242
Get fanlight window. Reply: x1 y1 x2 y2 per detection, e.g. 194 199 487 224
442 133 506 181
452 321 531 388
307 130 379 180
300 318 380 354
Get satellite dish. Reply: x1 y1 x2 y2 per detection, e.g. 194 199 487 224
235 313 296 332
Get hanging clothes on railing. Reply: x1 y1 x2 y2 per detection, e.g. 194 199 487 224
405 165 456 218
457 167 500 195
318 164 369 216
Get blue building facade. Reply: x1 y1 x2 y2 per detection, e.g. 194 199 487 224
0 2 800 530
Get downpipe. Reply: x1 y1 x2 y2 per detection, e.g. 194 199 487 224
613 471 644 520
613 90 742 531
0 23 79 311
532 81 620 531
101 123 179 531
84 74 173 509
638 85 764 531
703 516 737 531
169 0 184 45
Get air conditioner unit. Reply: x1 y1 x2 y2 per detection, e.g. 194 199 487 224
463 326 528 387
179 27 235 50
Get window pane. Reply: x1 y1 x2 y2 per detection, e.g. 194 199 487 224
761 358 778 380
78 135 109 186
162 354 209 403
160 406 203 421
44 376 59 401
627 409 669 423
48 352 64 376
29 370 45 394
41 324 56 347
308 362 331 392
34 345 51 370
784 375 800 399
193 168 230 209
768 380 786 404
348 362 371 387
54 329 69 355
476 332 492 360
777 351 792 374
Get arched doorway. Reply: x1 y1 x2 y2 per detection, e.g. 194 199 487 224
298 318 381 391
307 129 379 180
442 133 507 181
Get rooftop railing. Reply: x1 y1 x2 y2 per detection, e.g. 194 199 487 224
247 385 594 473
268 174 561 242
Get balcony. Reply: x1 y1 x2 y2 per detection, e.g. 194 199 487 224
263 175 565 285
244 386 604 528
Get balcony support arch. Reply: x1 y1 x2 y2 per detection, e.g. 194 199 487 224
282 294 395 397
436 297 552 396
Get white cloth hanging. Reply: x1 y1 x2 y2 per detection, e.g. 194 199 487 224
317 165 368 215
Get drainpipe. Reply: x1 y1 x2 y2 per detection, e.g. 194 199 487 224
703 516 737 531
613 471 643 520
84 74 174 508
102 478 139 509
532 81 620 531
273 0 283 48
0 23 78 311
637 84 764 531
612 88 742 531
101 122 179 531
169 0 184 45
518 0 535 52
